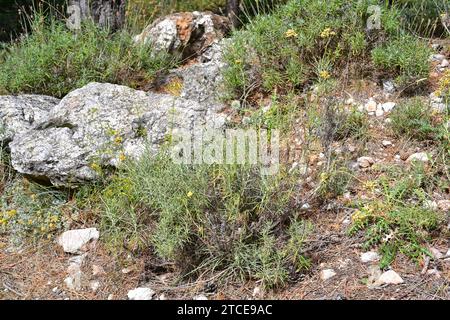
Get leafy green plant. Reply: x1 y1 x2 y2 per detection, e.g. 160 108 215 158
101 150 310 288
0 13 175 97
371 35 432 88
349 164 445 268
223 0 399 101
390 98 441 141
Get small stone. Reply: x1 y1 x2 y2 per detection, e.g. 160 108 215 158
384 118 392 124
357 156 375 168
301 203 311 211
426 269 441 278
437 200 450 212
127 287 155 300
345 98 355 105
92 264 106 277
431 54 445 62
432 103 447 113
252 286 262 298
90 280 100 293
381 102 396 113
57 228 99 254
365 99 377 113
382 140 392 147
406 152 430 163
429 247 443 259
382 80 395 93
430 92 443 103
159 294 167 300
348 144 356 152
441 59 449 68
377 270 404 285
64 276 81 291
423 200 438 211
320 269 337 281
107 294 114 300
360 251 380 263
193 294 208 300
68 254 86 265
367 265 383 288
375 106 384 117
121 267 133 274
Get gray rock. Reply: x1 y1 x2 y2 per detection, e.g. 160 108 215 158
10 83 226 186
57 228 99 254
406 152 430 163
320 269 337 281
377 270 404 285
360 251 380 263
127 287 155 300
0 95 59 144
357 156 375 168
381 102 396 113
170 40 229 107
382 80 396 93
437 200 450 212
134 11 230 60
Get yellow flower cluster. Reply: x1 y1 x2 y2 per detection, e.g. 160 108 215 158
320 27 336 38
351 209 368 224
319 70 331 80
0 210 17 226
285 29 298 38
436 69 450 98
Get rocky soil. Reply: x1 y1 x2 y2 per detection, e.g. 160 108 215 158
1 10 449 300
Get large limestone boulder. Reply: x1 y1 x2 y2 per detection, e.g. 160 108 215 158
159 39 229 109
0 95 59 144
134 11 230 60
9 82 226 186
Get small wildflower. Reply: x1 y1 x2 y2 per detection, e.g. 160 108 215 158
319 70 331 80
285 29 298 38
119 153 126 162
351 210 367 224
7 210 17 217
234 59 242 64
187 191 193 198
114 136 123 145
320 27 336 38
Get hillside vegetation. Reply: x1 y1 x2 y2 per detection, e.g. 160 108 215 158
0 0 449 299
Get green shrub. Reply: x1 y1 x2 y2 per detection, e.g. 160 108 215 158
371 35 432 87
0 177 67 242
390 98 439 141
101 150 310 288
349 164 445 268
0 14 175 97
223 0 398 100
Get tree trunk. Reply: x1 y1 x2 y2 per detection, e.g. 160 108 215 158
226 0 240 28
68 0 126 31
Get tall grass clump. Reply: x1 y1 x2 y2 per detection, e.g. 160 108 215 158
0 12 175 97
371 35 432 88
394 0 449 38
101 150 310 288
